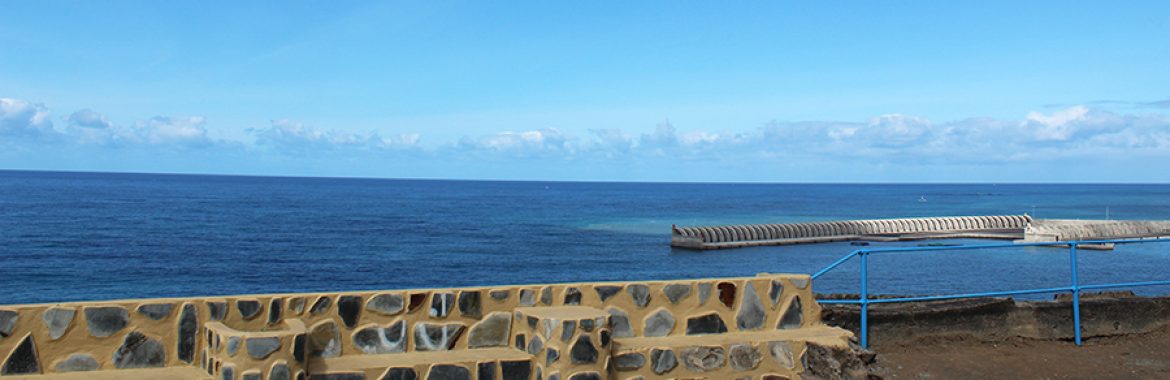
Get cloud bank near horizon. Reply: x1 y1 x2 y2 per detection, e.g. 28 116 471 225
2 96 1169 181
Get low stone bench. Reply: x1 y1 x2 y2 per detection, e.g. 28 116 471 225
202 320 307 380
609 326 852 379
307 348 533 380
0 367 211 379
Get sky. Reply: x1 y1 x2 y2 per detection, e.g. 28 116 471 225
2 1 1169 182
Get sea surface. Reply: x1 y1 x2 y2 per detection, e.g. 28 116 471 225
2 170 1169 305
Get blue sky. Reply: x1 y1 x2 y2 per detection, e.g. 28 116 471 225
2 1 1169 182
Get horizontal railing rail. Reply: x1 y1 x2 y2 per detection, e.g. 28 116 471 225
810 237 1170 348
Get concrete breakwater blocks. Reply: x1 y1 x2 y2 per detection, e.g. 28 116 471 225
0 273 860 379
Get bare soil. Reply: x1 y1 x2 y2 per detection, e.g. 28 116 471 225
870 326 1170 379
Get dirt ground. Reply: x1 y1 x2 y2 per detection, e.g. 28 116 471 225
869 325 1170 379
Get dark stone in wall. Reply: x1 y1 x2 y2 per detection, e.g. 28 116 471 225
519 289 535 306
311 297 333 315
686 313 728 335
546 347 560 365
222 366 234 380
338 296 363 329
489 290 510 301
136 303 174 320
271 363 291 380
414 323 464 351
614 353 645 370
269 298 284 325
54 353 99 372
85 306 129 338
664 284 692 304
778 296 803 329
540 287 553 306
430 293 454 318
468 312 511 348
600 329 611 347
729 343 762 370
226 336 241 356
736 283 766 330
381 367 417 380
594 286 621 302
0 310 17 338
178 303 198 363
458 291 482 318
408 293 427 313
293 334 306 362
208 302 228 321
579 318 595 332
500 360 531 380
237 300 262 320
289 297 307 315
526 316 538 329
650 348 677 375
246 337 281 359
627 285 650 308
1 334 39 375
570 336 598 364
113 331 166 369
427 364 470 380
514 334 525 351
563 288 582 305
309 373 365 380
526 334 543 355
353 320 406 354
243 372 262 380
605 309 631 337
568 373 601 380
698 283 713 306
770 280 785 306
717 282 737 308
679 346 725 372
477 362 496 380
42 307 75 340
367 294 405 316
560 321 576 343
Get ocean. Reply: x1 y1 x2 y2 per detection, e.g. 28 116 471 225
2 170 1169 305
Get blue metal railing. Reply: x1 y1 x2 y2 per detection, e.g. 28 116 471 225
810 238 1170 349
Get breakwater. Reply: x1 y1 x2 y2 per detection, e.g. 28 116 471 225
671 215 1032 250
0 273 855 380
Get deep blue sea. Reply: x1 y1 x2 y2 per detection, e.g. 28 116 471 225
2 170 1170 305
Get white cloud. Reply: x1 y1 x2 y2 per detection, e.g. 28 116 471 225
250 119 419 154
457 128 575 158
0 98 58 140
67 109 113 129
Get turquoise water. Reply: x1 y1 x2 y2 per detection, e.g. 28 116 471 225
2 170 1169 304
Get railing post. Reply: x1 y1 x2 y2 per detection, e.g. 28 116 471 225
859 250 869 349
1070 242 1082 346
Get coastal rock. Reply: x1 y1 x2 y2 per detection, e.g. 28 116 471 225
42 307 75 340
428 364 470 380
697 283 713 306
381 367 417 380
686 313 728 335
207 301 228 321
679 346 725 372
570 336 598 364
468 312 511 348
414 323 464 351
269 298 284 325
54 353 99 372
778 296 803 329
627 284 651 308
309 320 341 358
178 303 198 363
0 310 17 338
310 296 332 315
614 353 645 370
271 363 291 380
650 348 677 375
246 337 281 359
1 334 38 375
430 293 454 318
366 294 405 316
458 291 481 318
500 360 531 380
606 308 633 337
717 282 736 308
84 306 129 338
353 321 407 354
237 299 262 320
563 287 582 305
643 308 675 337
769 341 795 369
736 283 766 330
664 284 692 304
519 289 536 306
594 286 621 302
770 280 784 306
729 344 762 370
489 290 510 301
338 296 363 329
136 303 174 320
113 331 166 368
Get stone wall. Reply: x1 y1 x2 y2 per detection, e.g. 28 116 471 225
0 273 852 379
